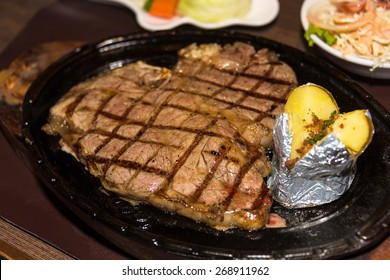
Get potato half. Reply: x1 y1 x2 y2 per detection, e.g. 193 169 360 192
284 83 373 163
333 109 374 157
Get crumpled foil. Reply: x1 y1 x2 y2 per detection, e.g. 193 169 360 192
267 113 357 208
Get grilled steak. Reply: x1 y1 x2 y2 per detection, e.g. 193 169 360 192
43 42 297 230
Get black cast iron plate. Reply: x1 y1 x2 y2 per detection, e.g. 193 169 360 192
22 30 390 259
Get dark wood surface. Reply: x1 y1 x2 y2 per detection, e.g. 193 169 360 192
0 0 55 53
0 0 389 260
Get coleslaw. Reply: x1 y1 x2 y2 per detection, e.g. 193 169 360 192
306 0 390 70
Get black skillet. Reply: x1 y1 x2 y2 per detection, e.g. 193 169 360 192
22 30 390 259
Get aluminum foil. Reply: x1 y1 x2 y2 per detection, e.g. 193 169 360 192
267 113 357 208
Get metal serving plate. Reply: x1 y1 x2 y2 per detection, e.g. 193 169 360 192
22 30 390 259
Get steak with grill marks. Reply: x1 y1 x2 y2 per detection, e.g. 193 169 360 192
43 42 297 230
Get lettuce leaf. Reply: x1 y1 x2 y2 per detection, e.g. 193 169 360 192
178 0 251 23
304 24 337 47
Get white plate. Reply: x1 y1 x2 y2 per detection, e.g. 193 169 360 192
97 0 279 30
301 0 390 79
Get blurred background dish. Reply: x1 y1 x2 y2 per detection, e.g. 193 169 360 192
91 0 280 30
301 0 390 79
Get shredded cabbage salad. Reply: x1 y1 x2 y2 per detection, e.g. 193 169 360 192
306 0 390 69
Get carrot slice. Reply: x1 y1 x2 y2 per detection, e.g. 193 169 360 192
147 0 179 19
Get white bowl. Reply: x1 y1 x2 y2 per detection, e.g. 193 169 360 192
101 0 280 31
301 0 390 79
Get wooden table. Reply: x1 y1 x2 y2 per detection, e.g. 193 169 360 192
0 0 389 260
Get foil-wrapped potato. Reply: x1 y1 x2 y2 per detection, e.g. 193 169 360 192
268 83 374 208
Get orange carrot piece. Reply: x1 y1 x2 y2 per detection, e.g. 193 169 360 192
149 0 179 18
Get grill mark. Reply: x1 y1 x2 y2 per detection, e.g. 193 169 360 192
74 84 177 185
166 101 275 125
89 89 147 132
246 63 296 85
207 67 241 99
65 89 115 162
84 156 170 177
170 73 288 105
65 91 89 117
176 61 237 101
183 57 294 85
75 83 153 171
173 55 295 101
191 142 230 201
202 59 290 140
88 90 123 155
84 123 241 145
99 110 127 121
222 149 263 211
82 136 244 179
136 139 182 149
75 102 138 168
226 61 273 107
251 180 271 210
97 88 147 121
156 116 225 198
212 59 273 149
252 113 271 126
136 141 172 177
95 92 278 130
83 80 282 146
100 94 176 176
169 57 279 156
